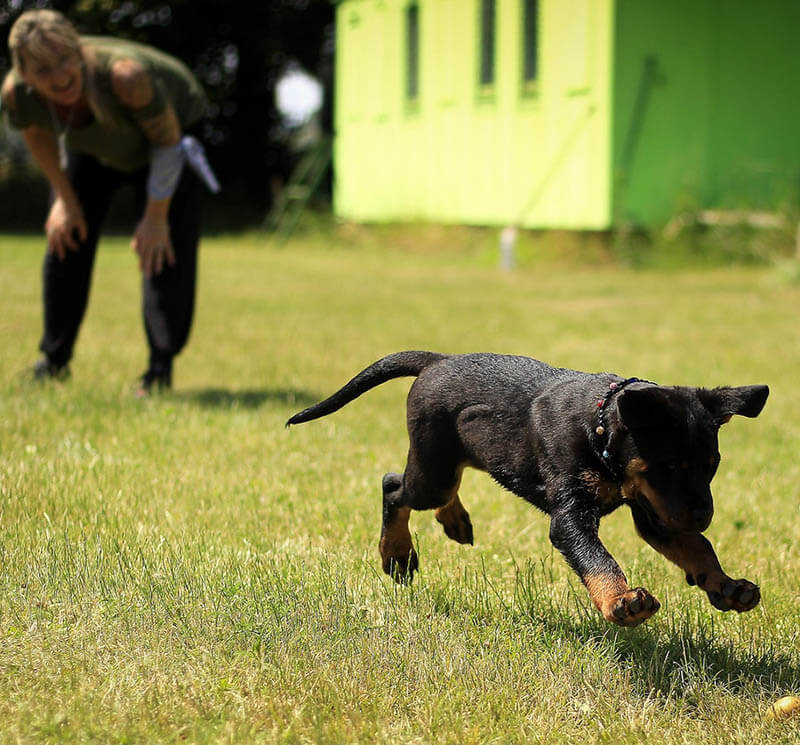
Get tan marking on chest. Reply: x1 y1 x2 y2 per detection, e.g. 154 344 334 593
620 457 650 500
581 470 621 510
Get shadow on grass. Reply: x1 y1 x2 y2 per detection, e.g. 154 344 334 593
581 616 798 698
174 387 320 411
454 558 800 699
516 588 800 697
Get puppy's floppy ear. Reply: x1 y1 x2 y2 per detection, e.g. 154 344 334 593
617 387 679 432
697 385 769 424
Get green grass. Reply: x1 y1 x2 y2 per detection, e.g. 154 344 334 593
1 227 800 744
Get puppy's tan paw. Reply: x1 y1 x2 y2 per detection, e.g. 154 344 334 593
435 502 474 545
604 587 660 627
381 548 418 584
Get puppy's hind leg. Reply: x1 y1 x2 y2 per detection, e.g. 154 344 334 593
434 466 474 546
379 457 473 582
379 473 418 582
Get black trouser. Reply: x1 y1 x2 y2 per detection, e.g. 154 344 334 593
40 151 200 373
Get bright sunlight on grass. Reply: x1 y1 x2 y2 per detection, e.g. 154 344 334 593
1 227 799 744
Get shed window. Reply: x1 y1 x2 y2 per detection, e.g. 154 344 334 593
522 0 539 87
406 2 420 101
479 0 496 88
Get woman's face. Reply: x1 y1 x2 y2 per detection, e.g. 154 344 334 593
20 42 83 107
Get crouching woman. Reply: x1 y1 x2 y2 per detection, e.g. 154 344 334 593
2 9 218 393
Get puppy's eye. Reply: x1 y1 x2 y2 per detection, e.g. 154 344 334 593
667 461 689 473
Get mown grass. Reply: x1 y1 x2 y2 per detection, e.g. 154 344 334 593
1 226 799 744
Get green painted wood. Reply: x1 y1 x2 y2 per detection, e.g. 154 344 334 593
334 0 800 229
612 0 800 226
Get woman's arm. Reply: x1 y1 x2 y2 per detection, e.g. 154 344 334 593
110 57 182 277
2 76 88 258
22 125 90 259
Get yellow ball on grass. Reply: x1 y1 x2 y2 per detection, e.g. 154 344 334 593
766 696 800 721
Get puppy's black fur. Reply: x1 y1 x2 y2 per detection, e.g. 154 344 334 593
288 351 769 626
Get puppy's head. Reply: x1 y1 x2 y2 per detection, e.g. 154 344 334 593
617 384 768 533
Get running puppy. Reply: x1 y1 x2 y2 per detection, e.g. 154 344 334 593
287 351 768 627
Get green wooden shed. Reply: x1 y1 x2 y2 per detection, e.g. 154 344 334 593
333 0 800 230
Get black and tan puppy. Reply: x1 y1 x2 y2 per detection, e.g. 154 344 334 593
287 351 768 626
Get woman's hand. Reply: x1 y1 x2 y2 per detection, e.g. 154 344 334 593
45 196 87 259
131 207 175 277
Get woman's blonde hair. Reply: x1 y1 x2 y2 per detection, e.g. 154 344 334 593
8 9 81 74
7 9 117 124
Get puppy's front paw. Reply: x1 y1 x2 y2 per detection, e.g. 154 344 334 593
707 578 760 613
605 587 660 627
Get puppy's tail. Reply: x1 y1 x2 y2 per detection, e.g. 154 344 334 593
286 350 447 426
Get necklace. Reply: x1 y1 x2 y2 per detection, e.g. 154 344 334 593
46 100 76 171
593 377 654 481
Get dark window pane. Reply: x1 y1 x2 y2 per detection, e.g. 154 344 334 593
480 0 496 86
406 3 420 99
523 0 539 83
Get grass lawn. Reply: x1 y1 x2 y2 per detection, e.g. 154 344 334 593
1 226 799 744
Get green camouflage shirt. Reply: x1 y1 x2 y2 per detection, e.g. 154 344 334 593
2 36 207 172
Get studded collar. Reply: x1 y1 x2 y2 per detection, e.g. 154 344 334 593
593 377 652 482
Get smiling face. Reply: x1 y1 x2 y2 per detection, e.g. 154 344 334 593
9 10 84 107
20 44 84 106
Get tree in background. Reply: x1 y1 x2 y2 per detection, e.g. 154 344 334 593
0 0 335 224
